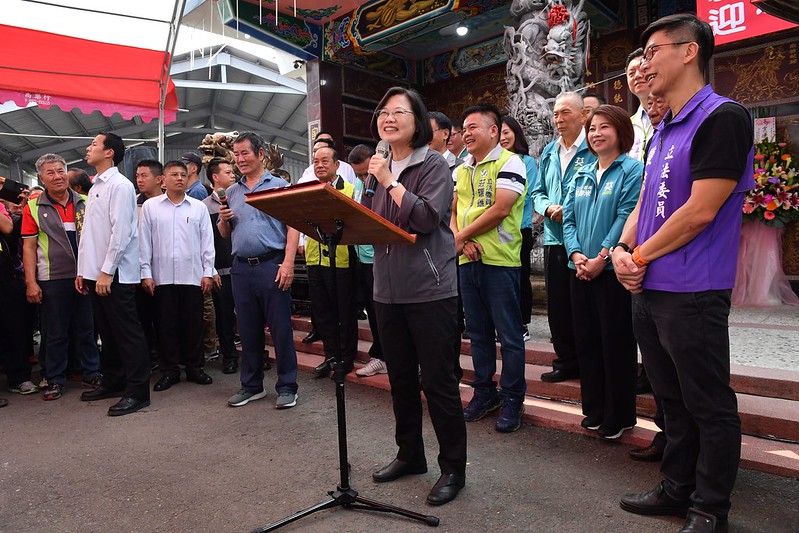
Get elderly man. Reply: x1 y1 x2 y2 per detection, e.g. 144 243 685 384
531 92 596 384
217 132 300 409
22 154 102 400
304 146 358 379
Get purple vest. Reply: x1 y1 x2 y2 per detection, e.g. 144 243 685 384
637 85 754 292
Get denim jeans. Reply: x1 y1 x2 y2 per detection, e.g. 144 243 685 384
460 262 527 400
40 278 100 386
231 257 298 395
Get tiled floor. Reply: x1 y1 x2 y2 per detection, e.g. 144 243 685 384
529 303 799 372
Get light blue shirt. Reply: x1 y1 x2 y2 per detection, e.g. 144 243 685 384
352 179 375 264
186 180 209 201
226 172 289 258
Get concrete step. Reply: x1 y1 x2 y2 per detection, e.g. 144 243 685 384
270 347 799 479
289 316 799 402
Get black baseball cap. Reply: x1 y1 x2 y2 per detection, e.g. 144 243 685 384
180 152 203 167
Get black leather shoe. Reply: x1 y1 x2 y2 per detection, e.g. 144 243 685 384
372 459 427 483
620 482 690 517
680 508 728 533
223 360 239 374
186 370 213 385
541 369 579 383
302 330 320 343
313 358 333 378
80 387 124 401
108 397 150 417
629 444 664 462
153 375 180 391
426 473 465 506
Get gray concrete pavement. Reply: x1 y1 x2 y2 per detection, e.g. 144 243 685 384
1 370 797 532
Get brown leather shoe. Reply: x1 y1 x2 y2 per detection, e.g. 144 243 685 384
629 444 664 462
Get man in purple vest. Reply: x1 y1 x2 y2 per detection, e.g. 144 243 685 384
611 14 754 533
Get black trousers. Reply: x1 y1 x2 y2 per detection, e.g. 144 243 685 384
211 274 237 363
154 284 204 377
308 265 357 363
544 244 578 372
632 290 740 518
570 270 637 429
135 285 158 362
354 261 382 358
375 297 466 476
88 278 150 401
0 277 32 386
519 227 534 325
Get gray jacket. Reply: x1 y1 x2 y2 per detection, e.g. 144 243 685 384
363 146 458 304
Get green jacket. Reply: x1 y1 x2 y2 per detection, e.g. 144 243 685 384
455 145 526 267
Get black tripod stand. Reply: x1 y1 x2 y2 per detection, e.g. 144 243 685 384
251 220 439 532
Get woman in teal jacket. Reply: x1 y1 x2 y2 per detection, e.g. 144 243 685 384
562 105 643 440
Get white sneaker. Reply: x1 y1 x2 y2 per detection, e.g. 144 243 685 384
10 381 39 395
356 358 388 377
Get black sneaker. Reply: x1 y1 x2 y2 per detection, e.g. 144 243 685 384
581 416 602 431
495 397 524 432
43 383 64 401
463 393 502 422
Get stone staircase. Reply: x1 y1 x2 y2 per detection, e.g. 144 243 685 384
267 315 799 479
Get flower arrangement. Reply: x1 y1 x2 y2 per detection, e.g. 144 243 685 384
742 139 799 228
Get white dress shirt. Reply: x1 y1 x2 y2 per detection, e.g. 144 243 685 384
139 194 215 286
77 166 141 283
558 129 587 180
298 160 357 185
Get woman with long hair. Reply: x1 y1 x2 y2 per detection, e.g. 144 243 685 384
562 104 643 440
499 115 538 340
362 87 467 505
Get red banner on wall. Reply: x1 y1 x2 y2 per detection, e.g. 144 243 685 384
697 0 797 46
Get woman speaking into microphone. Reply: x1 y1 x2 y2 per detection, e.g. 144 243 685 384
362 87 467 506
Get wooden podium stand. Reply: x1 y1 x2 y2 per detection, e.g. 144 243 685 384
246 182 437 531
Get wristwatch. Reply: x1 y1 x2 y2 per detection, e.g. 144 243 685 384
611 242 631 255
386 180 400 192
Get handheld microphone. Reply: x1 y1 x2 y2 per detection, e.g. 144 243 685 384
216 187 228 208
365 140 391 198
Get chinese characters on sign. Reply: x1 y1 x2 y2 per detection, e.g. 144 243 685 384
698 0 798 46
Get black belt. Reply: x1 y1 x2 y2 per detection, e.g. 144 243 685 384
236 250 284 266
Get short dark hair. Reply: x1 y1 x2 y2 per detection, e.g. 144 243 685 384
429 111 453 142
585 104 636 156
626 48 644 68
640 13 714 75
68 169 93 193
136 159 163 177
500 115 529 156
234 131 265 154
583 92 606 105
348 144 375 164
163 160 188 173
206 158 232 182
370 87 433 149
462 104 502 131
313 138 335 150
99 132 125 166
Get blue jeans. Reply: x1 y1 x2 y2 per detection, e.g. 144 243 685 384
460 262 527 400
40 278 100 386
231 258 298 395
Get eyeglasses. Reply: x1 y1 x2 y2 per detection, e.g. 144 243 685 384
642 41 694 61
375 108 414 119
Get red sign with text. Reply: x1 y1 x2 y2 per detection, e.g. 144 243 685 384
697 0 798 46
